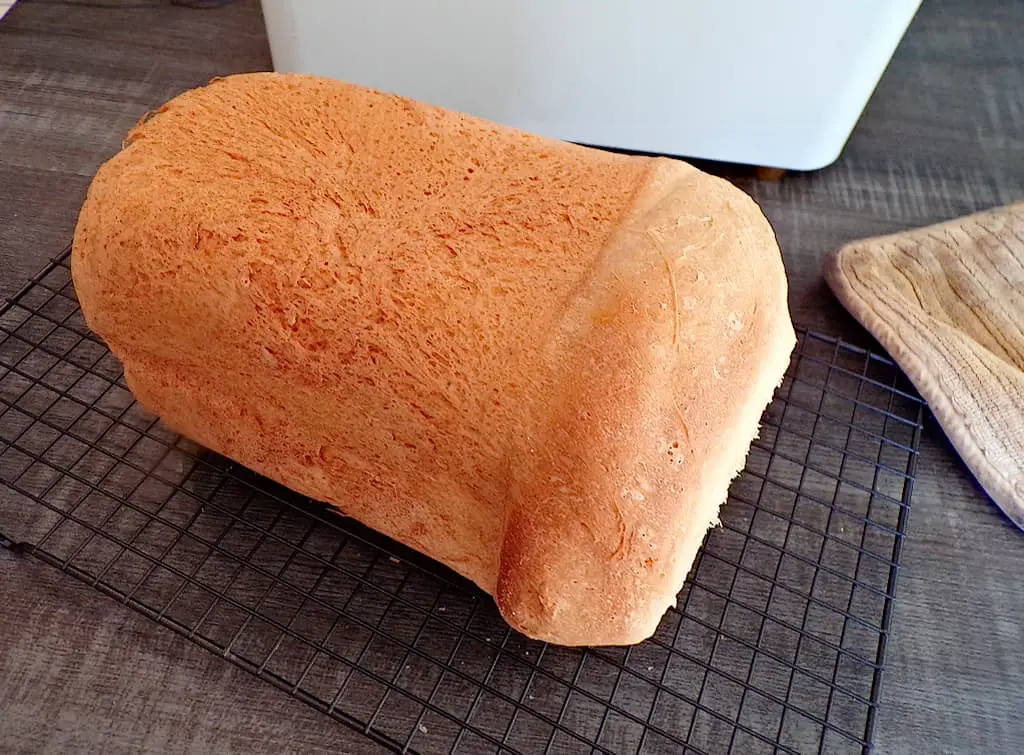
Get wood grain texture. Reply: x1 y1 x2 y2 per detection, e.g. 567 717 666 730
1 0 1023 753
0 0 271 301
827 203 1024 529
0 554 390 755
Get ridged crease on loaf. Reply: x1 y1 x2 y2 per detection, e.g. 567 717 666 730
72 72 796 646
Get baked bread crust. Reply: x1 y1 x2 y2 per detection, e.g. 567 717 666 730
72 73 795 646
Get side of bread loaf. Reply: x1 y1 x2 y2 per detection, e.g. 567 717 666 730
71 73 794 645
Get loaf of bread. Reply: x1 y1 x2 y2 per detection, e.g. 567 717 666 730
71 73 795 646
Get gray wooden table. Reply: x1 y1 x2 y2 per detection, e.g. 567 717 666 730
1 1 1022 753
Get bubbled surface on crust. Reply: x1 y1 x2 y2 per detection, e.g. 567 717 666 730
72 73 795 646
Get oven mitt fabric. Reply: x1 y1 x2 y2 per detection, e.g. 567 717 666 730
824 201 1024 531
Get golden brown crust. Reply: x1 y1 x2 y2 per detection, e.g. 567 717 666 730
497 161 795 644
72 73 794 646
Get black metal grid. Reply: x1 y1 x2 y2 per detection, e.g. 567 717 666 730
0 249 926 755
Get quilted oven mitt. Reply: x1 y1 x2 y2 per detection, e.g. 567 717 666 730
825 202 1024 531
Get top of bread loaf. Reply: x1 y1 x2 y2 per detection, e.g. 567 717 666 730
72 73 795 645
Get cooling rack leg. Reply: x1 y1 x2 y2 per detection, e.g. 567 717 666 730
0 531 29 554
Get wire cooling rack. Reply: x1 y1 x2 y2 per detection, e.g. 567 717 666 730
0 249 925 755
